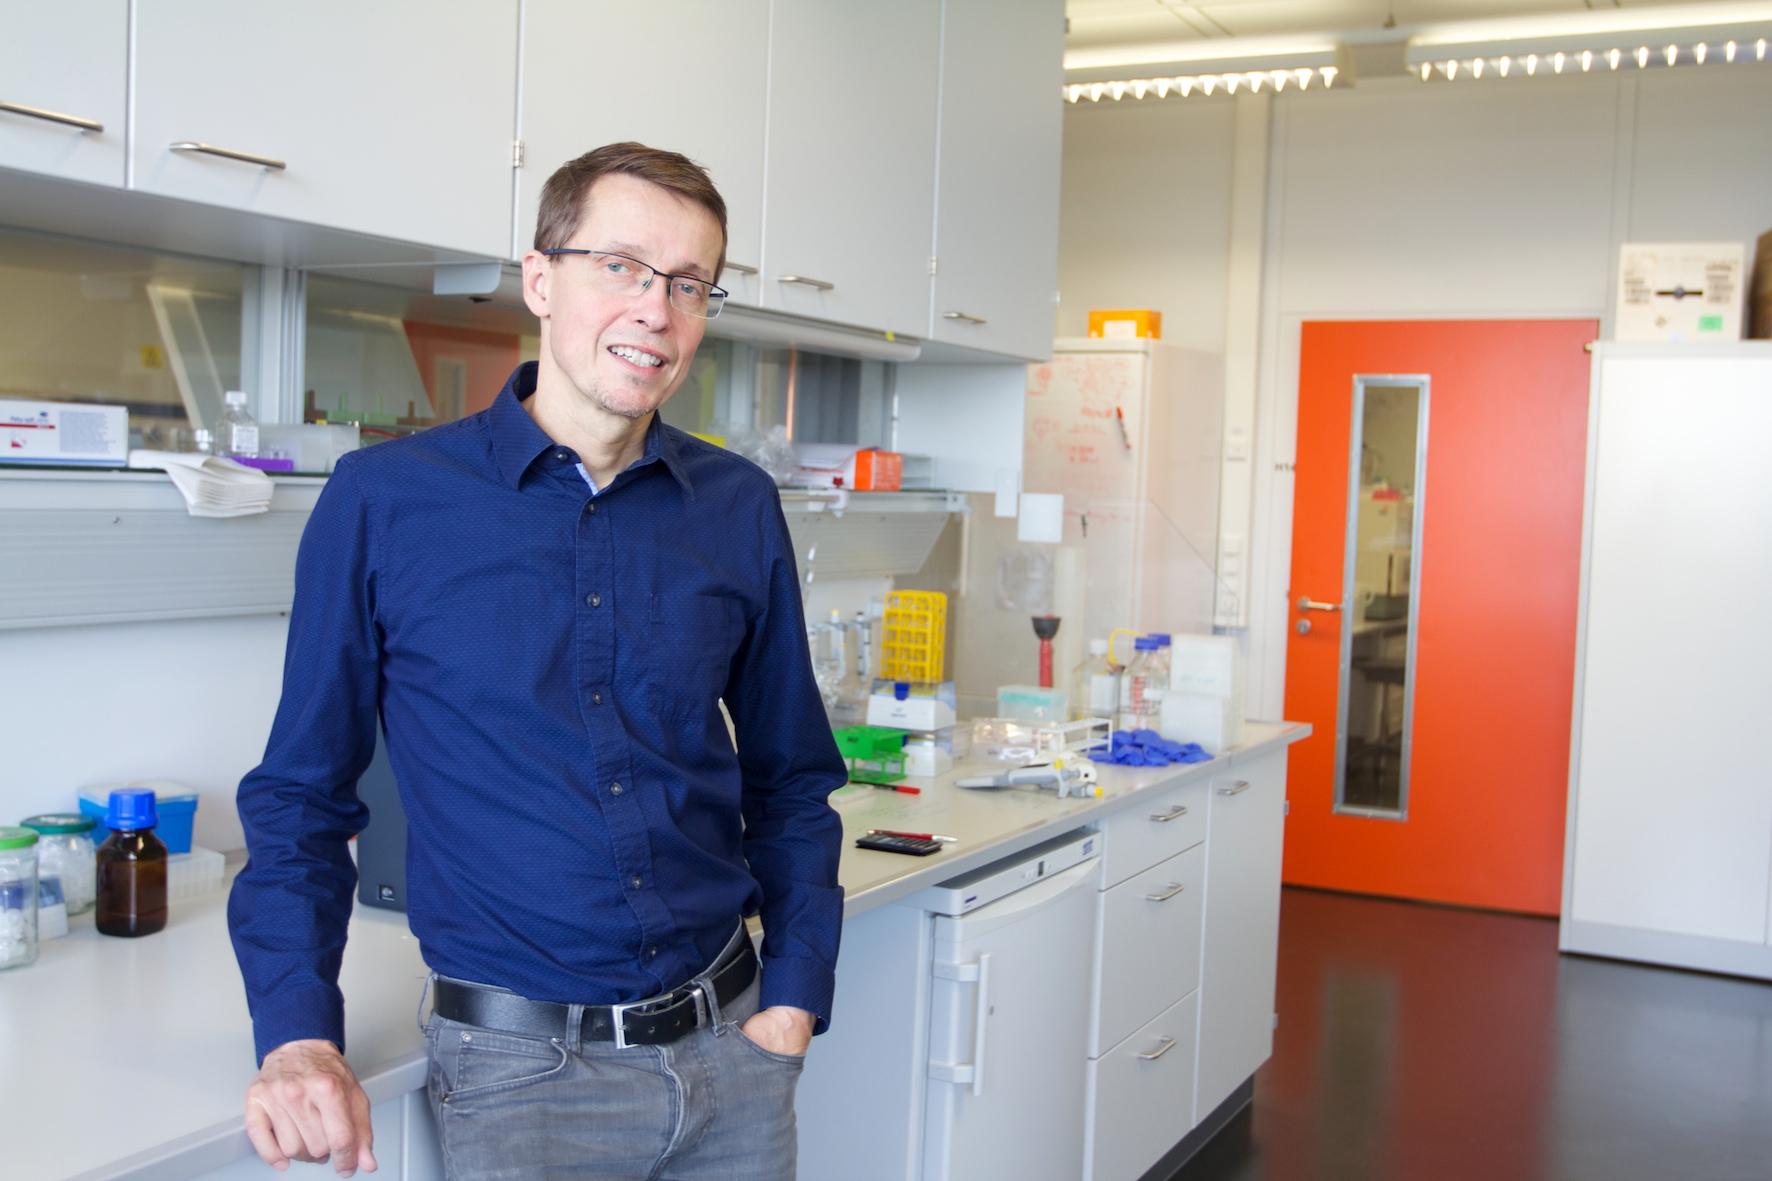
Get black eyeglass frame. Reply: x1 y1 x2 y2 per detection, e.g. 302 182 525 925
539 248 730 318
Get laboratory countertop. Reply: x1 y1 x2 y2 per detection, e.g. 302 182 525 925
8 721 1306 1181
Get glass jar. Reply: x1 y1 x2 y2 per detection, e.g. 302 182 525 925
0 826 40 970
20 813 97 916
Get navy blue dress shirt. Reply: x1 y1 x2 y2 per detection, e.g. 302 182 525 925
228 362 847 1063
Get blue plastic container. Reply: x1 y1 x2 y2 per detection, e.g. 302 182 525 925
78 783 198 854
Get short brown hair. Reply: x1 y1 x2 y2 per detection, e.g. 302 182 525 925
534 142 728 281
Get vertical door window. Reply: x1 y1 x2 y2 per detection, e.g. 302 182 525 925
1336 377 1429 817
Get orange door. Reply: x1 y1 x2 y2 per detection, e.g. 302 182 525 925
1282 321 1594 914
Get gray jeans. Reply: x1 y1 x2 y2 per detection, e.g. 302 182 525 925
424 972 803 1180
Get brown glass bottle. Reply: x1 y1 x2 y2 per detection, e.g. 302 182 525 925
95 828 169 937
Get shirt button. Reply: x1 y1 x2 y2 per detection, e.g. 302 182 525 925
592 691 604 705
630 876 643 890
648 946 659 960
610 782 623 796
587 503 597 514
587 593 601 607
554 449 569 462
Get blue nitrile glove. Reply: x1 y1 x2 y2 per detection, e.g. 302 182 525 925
1092 729 1212 766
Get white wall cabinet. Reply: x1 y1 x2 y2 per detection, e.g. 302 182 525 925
759 0 941 336
517 0 769 302
1195 751 1288 1119
0 0 128 188
927 0 1065 360
129 0 517 258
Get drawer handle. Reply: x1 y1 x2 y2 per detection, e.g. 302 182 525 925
1149 805 1188 822
0 99 103 133
1145 882 1185 902
723 262 758 275
1136 1035 1178 1061
943 310 987 325
170 141 287 170
1216 780 1250 796
778 274 834 291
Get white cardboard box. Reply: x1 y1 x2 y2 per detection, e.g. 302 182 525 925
1615 242 1746 342
2 400 129 466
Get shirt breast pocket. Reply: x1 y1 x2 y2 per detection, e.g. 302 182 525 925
647 593 744 718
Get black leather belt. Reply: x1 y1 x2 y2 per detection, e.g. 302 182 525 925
433 933 757 1049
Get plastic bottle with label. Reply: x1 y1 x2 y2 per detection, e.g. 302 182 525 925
1070 639 1120 721
215 390 259 459
95 789 168 939
1117 636 1168 732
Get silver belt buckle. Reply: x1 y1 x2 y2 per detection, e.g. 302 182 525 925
609 985 705 1050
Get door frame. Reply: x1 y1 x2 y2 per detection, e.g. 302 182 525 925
1333 373 1431 822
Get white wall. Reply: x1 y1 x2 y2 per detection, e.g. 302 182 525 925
0 615 289 853
893 362 1027 493
1057 63 1772 719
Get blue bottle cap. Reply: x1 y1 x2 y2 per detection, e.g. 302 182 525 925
105 788 159 832
894 682 911 701
1134 636 1160 651
1150 633 1172 645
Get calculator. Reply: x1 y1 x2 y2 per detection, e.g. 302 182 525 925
854 833 944 856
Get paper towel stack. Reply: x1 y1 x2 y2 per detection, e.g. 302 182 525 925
1159 635 1245 754
128 450 275 517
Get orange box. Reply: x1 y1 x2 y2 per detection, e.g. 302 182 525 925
845 449 902 491
1087 309 1162 340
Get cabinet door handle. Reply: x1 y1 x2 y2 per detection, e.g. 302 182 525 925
778 274 834 291
723 262 758 275
969 952 991 1097
170 141 287 170
1149 804 1188 822
943 311 987 325
1137 1035 1178 1061
0 99 103 133
1144 882 1185 902
1216 780 1250 796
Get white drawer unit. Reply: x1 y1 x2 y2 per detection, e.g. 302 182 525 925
1098 776 1208 888
1092 842 1206 1057
1084 990 1201 1181
0 0 127 188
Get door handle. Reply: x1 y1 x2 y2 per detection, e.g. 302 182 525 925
1216 780 1250 796
171 141 287 170
0 99 103 133
1136 1035 1178 1061
927 953 991 1096
1148 804 1188 822
943 311 987 325
1145 882 1185 902
1297 596 1343 613
778 274 834 291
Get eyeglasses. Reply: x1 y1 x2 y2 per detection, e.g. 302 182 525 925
540 249 728 319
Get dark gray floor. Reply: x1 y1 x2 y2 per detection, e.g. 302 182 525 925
1169 887 1772 1181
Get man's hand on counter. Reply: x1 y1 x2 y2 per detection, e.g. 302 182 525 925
740 1005 815 1057
244 1039 378 1177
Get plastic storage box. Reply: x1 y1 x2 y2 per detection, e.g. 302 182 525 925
79 781 199 854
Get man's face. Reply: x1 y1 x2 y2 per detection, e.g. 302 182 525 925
522 173 723 420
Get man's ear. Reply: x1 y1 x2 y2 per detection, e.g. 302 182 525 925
520 251 552 320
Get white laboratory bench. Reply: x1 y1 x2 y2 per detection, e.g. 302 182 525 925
7 721 1305 1181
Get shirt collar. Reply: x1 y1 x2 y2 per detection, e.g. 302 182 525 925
489 361 696 498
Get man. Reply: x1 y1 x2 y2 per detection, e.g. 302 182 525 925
228 142 847 1180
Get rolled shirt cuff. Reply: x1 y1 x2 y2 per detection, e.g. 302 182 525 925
250 985 346 1065
757 954 837 1035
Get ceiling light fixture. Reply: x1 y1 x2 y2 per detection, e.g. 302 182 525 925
1062 34 1355 101
1406 2 1772 83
